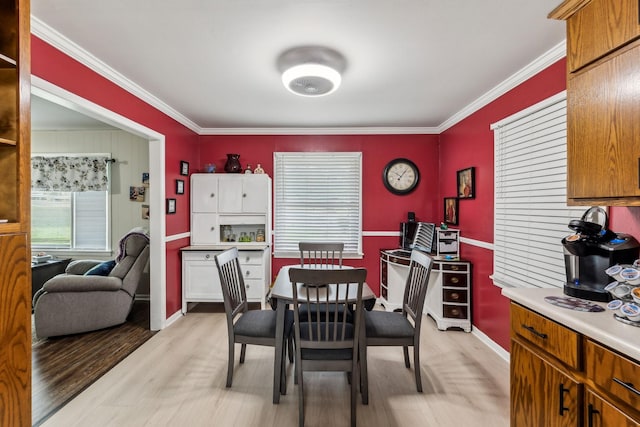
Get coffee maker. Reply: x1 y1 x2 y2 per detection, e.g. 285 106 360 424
562 207 640 301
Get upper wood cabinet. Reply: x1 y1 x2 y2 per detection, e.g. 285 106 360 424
0 1 31 425
550 0 640 205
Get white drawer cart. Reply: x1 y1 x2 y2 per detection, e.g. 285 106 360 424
379 249 472 332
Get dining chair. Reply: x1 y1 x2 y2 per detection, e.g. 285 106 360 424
360 249 433 404
289 267 367 427
215 247 294 396
299 242 344 268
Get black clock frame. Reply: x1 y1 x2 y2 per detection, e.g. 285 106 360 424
382 158 420 195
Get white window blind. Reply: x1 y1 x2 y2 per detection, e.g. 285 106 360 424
274 152 362 258
491 92 586 289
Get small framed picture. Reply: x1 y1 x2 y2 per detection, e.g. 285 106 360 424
176 179 185 195
142 172 149 187
457 167 475 199
129 186 146 202
180 161 189 176
141 204 150 219
444 197 459 225
166 198 177 214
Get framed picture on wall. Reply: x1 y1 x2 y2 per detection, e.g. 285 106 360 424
166 198 176 214
457 167 475 199
444 197 459 225
176 179 185 195
180 161 189 176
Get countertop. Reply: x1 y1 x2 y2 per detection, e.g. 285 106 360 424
181 244 269 251
502 287 640 362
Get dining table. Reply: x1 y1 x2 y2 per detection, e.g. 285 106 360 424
269 264 376 404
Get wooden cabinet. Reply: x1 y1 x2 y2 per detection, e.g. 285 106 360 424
550 0 640 205
379 249 472 332
181 247 269 313
0 0 31 425
510 302 640 426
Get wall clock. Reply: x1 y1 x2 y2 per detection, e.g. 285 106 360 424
382 158 420 195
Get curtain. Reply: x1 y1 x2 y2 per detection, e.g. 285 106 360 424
31 156 110 192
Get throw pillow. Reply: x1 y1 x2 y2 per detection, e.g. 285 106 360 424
84 260 116 276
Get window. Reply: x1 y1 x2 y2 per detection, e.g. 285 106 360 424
32 190 109 250
273 152 362 258
31 154 110 251
491 92 586 289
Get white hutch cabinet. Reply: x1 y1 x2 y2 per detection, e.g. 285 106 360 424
182 174 272 313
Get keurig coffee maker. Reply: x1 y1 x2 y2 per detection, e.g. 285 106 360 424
562 207 640 301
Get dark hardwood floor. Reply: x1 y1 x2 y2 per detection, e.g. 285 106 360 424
32 300 156 426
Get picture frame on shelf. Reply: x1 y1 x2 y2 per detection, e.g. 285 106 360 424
180 160 189 176
176 179 185 195
444 197 459 225
457 167 475 199
166 198 177 214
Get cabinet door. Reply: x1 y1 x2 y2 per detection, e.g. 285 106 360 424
183 256 223 301
567 41 640 201
241 176 269 213
511 340 581 426
585 388 640 427
191 213 218 245
567 0 640 72
191 174 218 212
218 176 244 213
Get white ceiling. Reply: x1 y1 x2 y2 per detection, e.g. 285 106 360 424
30 0 566 133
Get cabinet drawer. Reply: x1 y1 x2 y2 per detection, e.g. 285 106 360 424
585 339 640 411
182 251 219 262
191 214 218 245
511 303 581 370
585 387 640 426
443 304 467 319
443 273 467 287
438 240 458 253
442 263 467 272
244 279 263 299
567 0 640 72
443 288 467 303
237 250 264 265
240 265 263 281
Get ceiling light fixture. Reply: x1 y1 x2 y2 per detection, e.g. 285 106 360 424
278 46 346 97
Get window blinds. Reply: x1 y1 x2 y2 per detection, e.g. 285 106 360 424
273 152 362 258
491 92 586 289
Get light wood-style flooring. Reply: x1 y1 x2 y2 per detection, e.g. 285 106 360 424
41 305 510 427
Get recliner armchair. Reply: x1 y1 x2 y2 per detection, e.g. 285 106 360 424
33 229 150 338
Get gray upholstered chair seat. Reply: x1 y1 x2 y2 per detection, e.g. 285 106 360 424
364 310 415 338
234 309 293 338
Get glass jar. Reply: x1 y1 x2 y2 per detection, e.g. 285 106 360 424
256 228 265 242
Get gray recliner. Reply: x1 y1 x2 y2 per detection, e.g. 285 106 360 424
33 230 150 338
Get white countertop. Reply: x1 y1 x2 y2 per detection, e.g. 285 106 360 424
181 244 269 251
502 287 640 362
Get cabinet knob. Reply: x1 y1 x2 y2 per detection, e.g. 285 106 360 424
451 292 459 300
243 193 247 198
245 257 250 262
210 226 215 231
245 270 250 276
205 254 210 259
451 265 460 271
451 277 459 284
210 193 215 198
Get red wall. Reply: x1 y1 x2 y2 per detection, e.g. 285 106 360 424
198 134 441 293
31 36 199 316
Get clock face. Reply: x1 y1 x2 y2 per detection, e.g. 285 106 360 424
383 158 420 195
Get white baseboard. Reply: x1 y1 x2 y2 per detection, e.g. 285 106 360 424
472 326 510 364
163 309 184 329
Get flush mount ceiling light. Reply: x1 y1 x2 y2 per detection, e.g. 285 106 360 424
278 46 346 97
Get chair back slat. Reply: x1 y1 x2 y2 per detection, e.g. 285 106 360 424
299 242 344 268
289 267 366 352
402 250 434 322
215 248 248 320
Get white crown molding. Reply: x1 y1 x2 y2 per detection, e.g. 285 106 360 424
31 16 203 135
31 14 565 137
199 127 440 135
437 40 566 133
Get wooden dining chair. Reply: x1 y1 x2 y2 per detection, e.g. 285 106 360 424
299 242 344 268
360 249 433 404
215 247 294 397
288 267 367 427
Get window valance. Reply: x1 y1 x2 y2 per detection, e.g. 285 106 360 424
31 155 110 192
